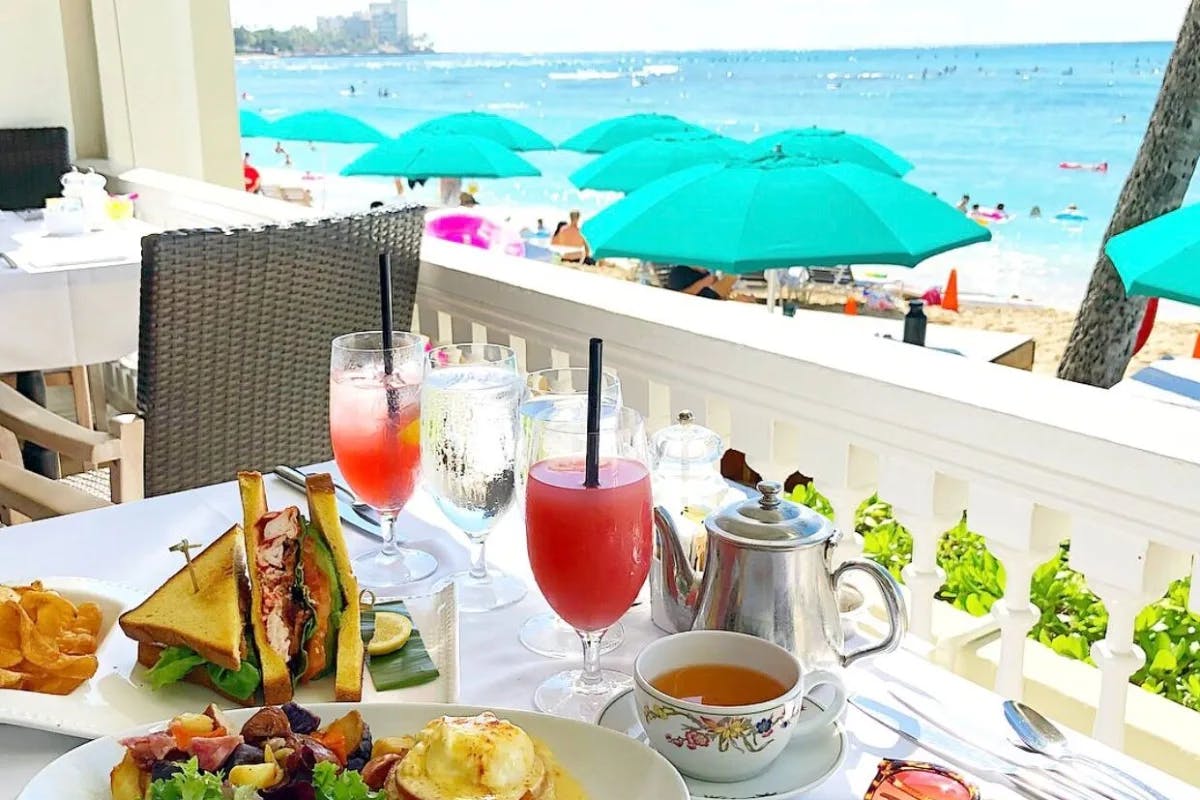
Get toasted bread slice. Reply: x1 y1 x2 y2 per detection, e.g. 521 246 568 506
135 642 257 707
119 526 245 671
306 472 364 701
238 470 294 705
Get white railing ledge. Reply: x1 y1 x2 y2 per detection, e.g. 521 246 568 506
89 161 321 228
418 240 1200 548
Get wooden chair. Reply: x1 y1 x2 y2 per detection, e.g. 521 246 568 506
0 380 143 523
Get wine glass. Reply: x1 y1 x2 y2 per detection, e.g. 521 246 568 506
525 405 653 720
422 343 527 613
330 331 436 595
519 368 625 658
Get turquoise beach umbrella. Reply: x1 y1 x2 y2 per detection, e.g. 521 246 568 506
583 152 990 272
239 110 274 138
750 128 913 177
1105 204 1200 305
270 110 387 144
560 113 709 154
341 132 541 180
408 111 555 151
570 131 747 193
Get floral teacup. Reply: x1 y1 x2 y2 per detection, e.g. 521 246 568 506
633 630 846 783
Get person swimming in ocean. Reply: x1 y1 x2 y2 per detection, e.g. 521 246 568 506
348 84 356 96
1030 205 1042 218
956 194 970 213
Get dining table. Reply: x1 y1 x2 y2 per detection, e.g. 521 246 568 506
0 463 1195 799
0 210 156 375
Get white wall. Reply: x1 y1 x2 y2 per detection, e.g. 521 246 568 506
0 0 239 186
0 1 74 142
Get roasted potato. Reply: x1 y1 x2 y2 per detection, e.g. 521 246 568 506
109 752 144 800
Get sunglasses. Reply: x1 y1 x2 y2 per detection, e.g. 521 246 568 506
865 760 980 800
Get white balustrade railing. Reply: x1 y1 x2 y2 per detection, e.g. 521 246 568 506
415 239 1200 750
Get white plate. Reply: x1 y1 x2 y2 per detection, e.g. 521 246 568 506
18 701 690 800
597 689 847 800
0 577 459 739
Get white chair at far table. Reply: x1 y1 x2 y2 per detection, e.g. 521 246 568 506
0 379 143 524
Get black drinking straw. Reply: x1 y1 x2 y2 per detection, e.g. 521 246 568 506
378 252 400 416
584 337 603 488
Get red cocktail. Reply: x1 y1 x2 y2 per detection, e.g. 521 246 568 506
523 405 652 721
330 331 435 593
526 456 651 631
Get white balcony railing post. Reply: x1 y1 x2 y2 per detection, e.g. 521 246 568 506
969 484 1066 699
878 458 966 641
1069 523 1191 748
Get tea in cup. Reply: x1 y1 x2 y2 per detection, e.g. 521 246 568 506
633 630 845 783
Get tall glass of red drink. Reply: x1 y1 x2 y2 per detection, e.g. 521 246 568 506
330 331 435 594
525 405 652 720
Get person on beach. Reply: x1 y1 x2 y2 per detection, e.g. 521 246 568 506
242 153 261 193
668 265 724 299
552 210 592 263
956 194 970 212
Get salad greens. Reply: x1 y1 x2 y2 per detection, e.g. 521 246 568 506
312 761 382 800
149 759 257 800
146 646 261 701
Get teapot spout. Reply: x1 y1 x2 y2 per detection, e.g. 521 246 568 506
652 505 701 633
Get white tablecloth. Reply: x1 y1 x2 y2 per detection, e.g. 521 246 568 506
0 213 155 372
0 465 1193 799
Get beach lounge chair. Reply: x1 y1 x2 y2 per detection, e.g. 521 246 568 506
261 184 314 206
1111 357 1200 410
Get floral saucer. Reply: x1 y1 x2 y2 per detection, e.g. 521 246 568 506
597 688 847 800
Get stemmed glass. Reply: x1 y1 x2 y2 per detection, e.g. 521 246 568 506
519 368 625 657
329 331 436 595
525 406 653 720
422 343 527 613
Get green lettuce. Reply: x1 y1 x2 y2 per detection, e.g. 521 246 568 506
312 761 381 800
146 646 260 701
146 647 206 689
149 758 256 800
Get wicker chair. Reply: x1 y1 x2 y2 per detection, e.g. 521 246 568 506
0 127 70 210
0 207 424 519
137 207 424 496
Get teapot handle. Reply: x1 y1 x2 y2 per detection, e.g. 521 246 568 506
832 559 908 668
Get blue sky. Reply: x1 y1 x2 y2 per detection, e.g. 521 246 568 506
231 0 1190 52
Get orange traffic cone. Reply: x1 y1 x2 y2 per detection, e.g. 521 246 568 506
942 269 960 312
1192 332 1200 358
844 295 859 315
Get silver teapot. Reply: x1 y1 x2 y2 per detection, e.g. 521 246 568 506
652 480 908 669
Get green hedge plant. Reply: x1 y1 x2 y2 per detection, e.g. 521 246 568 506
790 486 1200 712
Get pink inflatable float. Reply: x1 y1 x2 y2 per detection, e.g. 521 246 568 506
425 212 526 258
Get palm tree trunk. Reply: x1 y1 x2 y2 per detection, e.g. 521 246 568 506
1057 1 1200 387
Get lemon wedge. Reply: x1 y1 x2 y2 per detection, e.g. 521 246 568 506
368 611 413 656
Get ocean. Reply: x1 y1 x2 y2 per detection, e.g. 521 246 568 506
235 41 1195 310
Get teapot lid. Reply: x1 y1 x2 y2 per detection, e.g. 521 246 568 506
652 410 722 467
710 480 836 548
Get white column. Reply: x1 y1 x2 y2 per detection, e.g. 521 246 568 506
0 1 73 133
90 0 239 187
1068 520 1189 749
788 423 878 562
968 484 1065 699
877 457 965 642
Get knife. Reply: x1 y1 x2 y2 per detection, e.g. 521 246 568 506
887 686 1139 800
273 465 383 541
850 695 1102 800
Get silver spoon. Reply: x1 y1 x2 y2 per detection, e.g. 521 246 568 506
1003 701 1169 800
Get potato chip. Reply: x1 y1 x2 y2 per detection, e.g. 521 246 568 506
0 582 102 695
72 603 103 637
